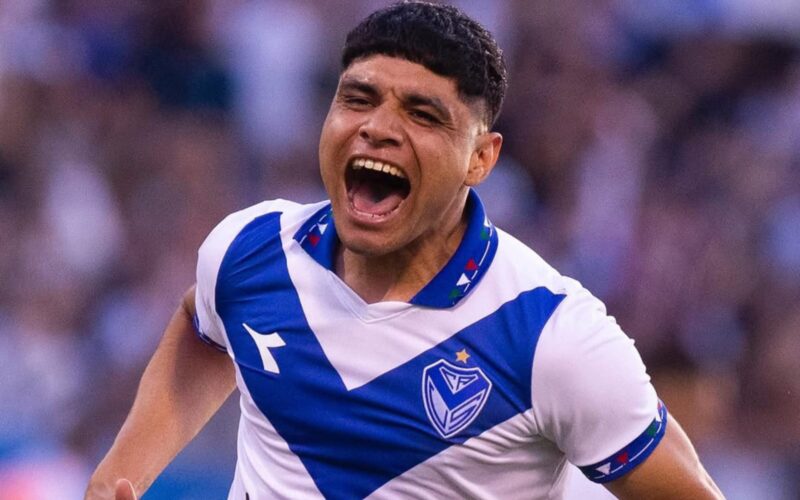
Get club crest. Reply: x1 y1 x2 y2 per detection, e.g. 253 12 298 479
422 359 492 439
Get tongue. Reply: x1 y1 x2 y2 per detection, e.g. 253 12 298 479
350 178 404 215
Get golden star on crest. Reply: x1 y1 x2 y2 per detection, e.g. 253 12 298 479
455 349 470 364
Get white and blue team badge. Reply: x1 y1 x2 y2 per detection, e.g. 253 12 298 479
422 350 493 439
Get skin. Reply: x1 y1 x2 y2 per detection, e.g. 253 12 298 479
318 55 502 303
84 289 235 500
85 54 723 499
319 55 723 498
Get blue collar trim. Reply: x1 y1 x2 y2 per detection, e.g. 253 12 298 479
293 189 498 309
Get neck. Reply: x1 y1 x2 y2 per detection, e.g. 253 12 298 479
336 201 469 304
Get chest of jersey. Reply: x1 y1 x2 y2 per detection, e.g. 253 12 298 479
214 212 564 498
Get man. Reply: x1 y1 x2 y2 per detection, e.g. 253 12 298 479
86 2 723 499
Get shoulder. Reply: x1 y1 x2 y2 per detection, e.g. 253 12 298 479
196 198 327 298
490 227 572 298
489 229 659 467
475 228 602 352
490 229 642 386
198 199 326 267
492 227 622 332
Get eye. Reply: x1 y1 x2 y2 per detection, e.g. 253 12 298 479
341 95 372 108
409 109 440 125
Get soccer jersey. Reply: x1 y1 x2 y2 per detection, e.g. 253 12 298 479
194 190 666 499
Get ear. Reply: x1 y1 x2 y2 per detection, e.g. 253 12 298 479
465 132 503 186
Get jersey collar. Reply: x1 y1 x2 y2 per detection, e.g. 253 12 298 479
293 189 498 309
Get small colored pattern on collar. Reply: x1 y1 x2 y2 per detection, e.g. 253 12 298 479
295 204 338 270
293 189 498 309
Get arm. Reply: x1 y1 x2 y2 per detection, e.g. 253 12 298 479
85 286 236 500
606 416 724 499
530 280 722 498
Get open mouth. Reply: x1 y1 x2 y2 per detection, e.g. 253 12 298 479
345 157 411 218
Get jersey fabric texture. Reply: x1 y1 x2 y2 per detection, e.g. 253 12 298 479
194 190 666 499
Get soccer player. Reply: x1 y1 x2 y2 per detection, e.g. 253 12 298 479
86 2 723 499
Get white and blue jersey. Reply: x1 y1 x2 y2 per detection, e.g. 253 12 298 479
194 190 667 499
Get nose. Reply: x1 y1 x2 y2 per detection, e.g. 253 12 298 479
358 104 403 148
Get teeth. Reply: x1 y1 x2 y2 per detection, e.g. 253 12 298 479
350 158 407 179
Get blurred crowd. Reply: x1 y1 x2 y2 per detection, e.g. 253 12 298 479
0 0 798 498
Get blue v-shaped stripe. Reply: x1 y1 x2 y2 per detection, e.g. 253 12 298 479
215 211 565 498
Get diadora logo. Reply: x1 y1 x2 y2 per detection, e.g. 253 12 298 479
242 323 285 374
421 356 492 439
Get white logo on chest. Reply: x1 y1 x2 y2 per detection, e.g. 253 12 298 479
422 357 492 438
243 323 286 373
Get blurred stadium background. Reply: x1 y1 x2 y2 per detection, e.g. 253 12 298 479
1 0 799 498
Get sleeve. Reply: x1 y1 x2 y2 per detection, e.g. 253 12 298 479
194 224 231 352
192 199 302 353
531 278 667 483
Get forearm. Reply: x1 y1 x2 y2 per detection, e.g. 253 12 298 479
86 289 236 498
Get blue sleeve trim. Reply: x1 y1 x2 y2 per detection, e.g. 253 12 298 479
193 313 227 353
579 400 668 484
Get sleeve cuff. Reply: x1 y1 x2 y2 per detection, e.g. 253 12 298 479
193 314 227 352
578 400 668 483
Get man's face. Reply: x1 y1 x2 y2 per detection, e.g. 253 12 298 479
319 55 498 257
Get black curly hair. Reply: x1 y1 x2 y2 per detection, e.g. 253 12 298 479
341 1 507 128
